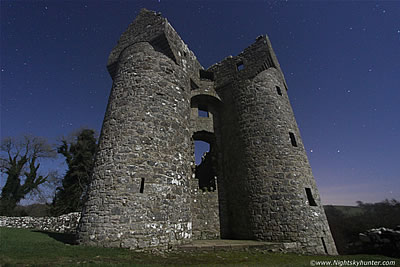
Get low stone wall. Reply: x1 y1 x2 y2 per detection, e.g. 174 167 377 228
347 226 400 257
0 212 81 234
358 227 400 257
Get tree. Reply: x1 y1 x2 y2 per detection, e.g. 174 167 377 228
51 129 97 215
0 135 56 216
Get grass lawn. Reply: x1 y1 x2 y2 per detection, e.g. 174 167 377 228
0 227 398 266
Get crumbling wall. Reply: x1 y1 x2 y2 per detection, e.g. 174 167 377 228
352 227 400 257
190 152 220 240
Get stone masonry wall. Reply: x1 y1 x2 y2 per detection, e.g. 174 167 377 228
209 36 337 255
78 9 208 249
190 179 220 240
78 42 193 250
0 212 80 234
79 9 223 249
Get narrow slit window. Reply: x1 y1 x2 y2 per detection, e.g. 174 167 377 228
276 86 282 96
140 178 145 193
237 62 244 71
198 105 209 117
321 237 328 254
305 188 317 206
289 132 297 147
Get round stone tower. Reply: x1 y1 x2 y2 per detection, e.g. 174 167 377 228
77 10 196 249
209 36 337 255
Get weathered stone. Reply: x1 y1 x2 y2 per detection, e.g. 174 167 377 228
76 8 337 255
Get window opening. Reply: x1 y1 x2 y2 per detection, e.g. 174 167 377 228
140 178 145 193
149 34 177 64
289 132 297 147
276 86 282 96
321 237 328 254
305 188 317 206
199 69 214 81
194 140 210 165
198 105 209 118
237 61 244 71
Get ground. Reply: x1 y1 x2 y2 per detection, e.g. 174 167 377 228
0 228 398 266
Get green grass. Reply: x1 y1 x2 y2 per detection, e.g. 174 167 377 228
0 228 398 266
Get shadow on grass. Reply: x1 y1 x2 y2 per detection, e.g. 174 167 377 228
34 230 78 245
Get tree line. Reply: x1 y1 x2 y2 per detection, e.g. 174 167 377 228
0 129 97 216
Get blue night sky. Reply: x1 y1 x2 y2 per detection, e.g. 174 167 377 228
1 1 399 205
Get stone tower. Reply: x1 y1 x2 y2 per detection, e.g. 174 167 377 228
78 9 337 255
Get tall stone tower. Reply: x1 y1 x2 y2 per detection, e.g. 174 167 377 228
78 9 337 255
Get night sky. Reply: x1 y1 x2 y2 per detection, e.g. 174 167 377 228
1 1 399 205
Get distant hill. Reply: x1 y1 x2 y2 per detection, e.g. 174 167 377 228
324 205 364 217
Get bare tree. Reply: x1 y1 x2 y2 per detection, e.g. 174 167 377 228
0 135 56 215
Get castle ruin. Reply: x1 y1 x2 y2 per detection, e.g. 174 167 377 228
77 9 337 255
